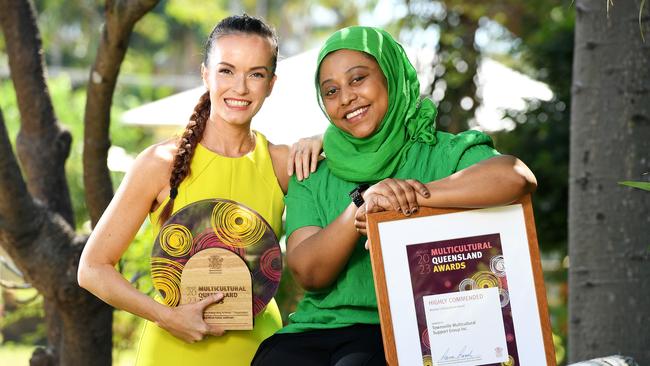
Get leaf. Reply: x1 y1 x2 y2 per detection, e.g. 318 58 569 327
618 181 650 191
607 0 614 18
640 0 647 43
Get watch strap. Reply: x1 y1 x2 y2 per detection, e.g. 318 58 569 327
349 183 370 207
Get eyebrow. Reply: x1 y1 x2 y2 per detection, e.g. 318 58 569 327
320 65 370 87
218 62 270 72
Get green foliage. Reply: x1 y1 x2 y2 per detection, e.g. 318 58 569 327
119 223 156 296
113 218 156 349
0 289 46 345
135 13 171 45
33 0 103 67
164 0 229 34
494 4 574 255
0 77 155 230
619 181 650 191
0 344 36 365
0 81 20 138
543 254 569 365
50 77 91 229
399 1 479 133
493 5 573 362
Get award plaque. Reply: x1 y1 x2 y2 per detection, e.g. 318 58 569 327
151 199 282 330
366 195 556 366
180 247 253 329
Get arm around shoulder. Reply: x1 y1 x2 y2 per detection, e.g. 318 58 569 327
268 135 324 193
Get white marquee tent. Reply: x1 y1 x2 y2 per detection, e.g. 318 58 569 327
116 48 552 170
121 49 330 146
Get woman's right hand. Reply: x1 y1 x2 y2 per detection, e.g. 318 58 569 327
157 293 226 343
354 178 430 236
364 178 429 215
287 134 324 181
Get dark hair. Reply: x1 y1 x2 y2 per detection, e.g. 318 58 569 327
158 14 278 224
204 13 279 72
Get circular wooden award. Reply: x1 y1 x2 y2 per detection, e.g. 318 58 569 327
150 199 282 330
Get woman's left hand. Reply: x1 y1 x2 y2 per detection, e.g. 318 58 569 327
287 134 323 181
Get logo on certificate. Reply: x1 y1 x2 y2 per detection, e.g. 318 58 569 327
495 346 504 358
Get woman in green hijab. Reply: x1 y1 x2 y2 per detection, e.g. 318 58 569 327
252 26 536 365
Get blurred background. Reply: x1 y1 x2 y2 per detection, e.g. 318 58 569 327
0 0 574 364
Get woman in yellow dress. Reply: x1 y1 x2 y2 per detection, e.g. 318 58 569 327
77 14 320 365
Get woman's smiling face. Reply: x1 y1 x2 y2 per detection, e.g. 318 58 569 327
202 34 276 127
318 49 389 138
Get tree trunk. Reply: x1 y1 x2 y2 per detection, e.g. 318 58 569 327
0 107 114 366
569 0 650 363
83 0 160 226
0 0 158 364
0 0 74 226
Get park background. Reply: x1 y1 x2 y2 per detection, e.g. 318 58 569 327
0 0 647 365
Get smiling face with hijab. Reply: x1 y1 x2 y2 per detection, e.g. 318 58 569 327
316 26 438 183
318 49 389 139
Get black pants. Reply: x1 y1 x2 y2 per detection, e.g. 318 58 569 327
251 324 387 366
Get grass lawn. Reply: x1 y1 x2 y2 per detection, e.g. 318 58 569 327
0 344 136 365
0 344 34 365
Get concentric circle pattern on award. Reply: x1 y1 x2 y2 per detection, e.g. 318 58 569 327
151 199 282 315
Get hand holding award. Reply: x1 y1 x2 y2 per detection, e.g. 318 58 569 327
151 199 282 330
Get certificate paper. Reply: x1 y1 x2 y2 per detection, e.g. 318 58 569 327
407 233 520 366
424 288 506 365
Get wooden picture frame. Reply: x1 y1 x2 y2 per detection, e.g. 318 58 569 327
366 195 556 366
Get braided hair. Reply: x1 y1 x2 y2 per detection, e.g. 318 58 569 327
158 14 278 223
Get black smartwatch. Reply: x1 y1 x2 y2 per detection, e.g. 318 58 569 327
349 183 370 207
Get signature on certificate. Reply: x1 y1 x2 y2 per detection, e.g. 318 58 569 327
439 346 480 362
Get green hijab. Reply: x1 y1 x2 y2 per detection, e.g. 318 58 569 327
317 26 438 183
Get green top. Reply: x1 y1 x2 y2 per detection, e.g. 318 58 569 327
280 131 499 333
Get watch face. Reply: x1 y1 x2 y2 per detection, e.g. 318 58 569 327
349 184 368 207
351 192 363 207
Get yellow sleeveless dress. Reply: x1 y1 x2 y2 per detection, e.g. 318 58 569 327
135 132 284 366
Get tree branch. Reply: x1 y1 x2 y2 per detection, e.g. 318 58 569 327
0 107 78 292
0 0 74 226
83 0 160 226
0 106 41 239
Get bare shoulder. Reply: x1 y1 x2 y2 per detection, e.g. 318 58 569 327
113 138 179 211
123 138 178 193
135 138 177 174
267 141 289 164
267 141 290 193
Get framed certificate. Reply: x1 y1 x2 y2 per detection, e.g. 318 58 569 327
366 195 556 366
